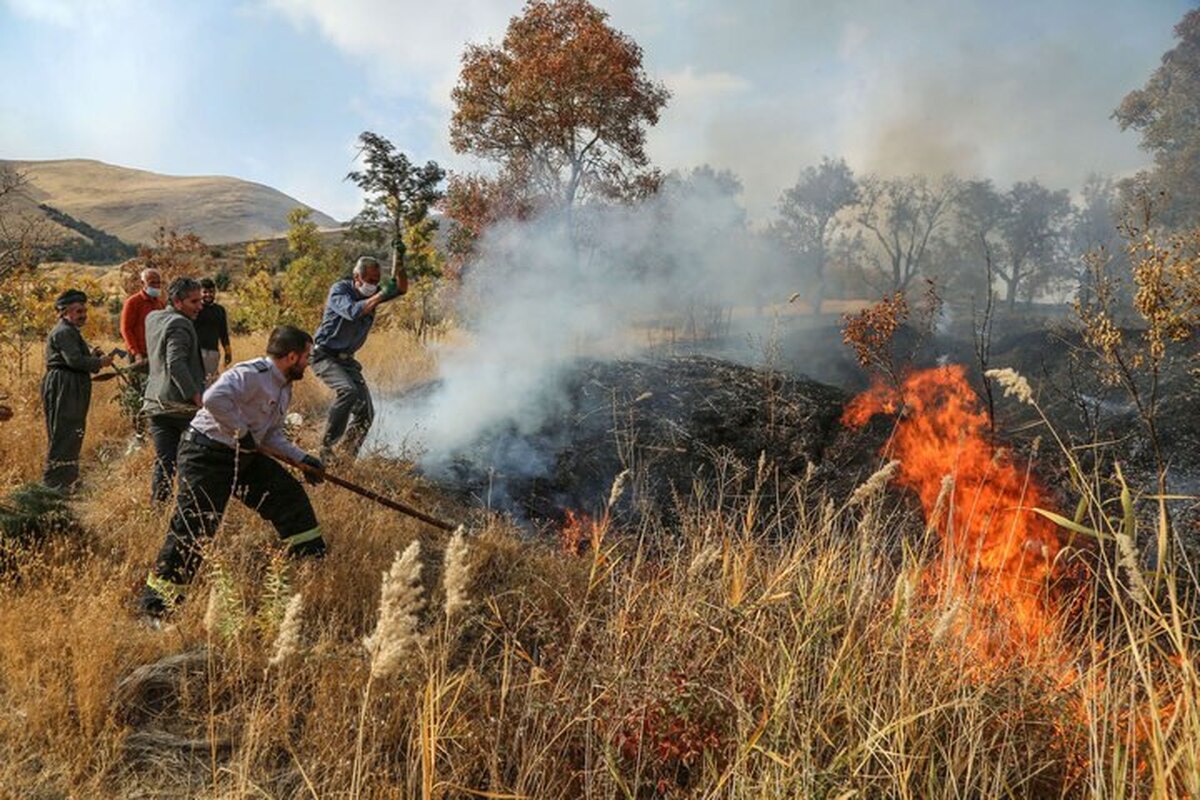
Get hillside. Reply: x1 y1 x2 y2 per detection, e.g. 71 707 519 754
3 158 340 246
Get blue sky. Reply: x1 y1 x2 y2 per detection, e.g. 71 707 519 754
0 0 1192 222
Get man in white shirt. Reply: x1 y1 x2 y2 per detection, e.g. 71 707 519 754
138 325 327 622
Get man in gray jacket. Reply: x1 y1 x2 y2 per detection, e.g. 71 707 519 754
144 277 206 505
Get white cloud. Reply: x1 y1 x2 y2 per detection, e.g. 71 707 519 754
261 0 516 103
258 0 522 189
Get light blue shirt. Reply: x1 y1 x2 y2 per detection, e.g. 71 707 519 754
313 278 375 355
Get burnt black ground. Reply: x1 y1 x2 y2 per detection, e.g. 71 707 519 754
387 308 1200 551
397 355 845 528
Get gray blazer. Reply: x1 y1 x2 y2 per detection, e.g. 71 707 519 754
143 308 205 419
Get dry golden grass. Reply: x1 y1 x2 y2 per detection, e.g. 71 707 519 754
0 327 1197 798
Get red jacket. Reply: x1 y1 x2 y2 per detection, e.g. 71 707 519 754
120 290 165 357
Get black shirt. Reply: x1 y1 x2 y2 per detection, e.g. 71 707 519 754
194 302 230 351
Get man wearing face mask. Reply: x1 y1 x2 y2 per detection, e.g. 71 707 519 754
311 255 405 461
120 268 166 366
42 289 114 492
119 268 165 445
138 325 327 623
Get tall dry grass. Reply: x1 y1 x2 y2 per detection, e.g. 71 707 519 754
0 328 1196 798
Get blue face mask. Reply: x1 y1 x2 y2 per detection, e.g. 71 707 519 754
358 282 379 297
145 286 161 298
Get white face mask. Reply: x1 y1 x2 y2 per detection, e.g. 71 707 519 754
145 286 161 298
358 282 379 297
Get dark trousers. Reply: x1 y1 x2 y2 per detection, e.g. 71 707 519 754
140 433 325 615
148 414 191 505
41 369 92 491
312 355 374 457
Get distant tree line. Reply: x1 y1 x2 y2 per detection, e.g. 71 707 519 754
37 203 137 265
768 163 1129 314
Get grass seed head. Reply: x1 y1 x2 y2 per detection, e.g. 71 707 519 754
268 593 305 667
985 367 1034 405
606 469 630 510
364 540 425 679
687 542 722 579
850 460 901 506
443 527 471 619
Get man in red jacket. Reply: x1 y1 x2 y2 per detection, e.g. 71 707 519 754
121 268 165 362
119 268 165 444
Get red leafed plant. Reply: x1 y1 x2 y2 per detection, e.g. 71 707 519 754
610 671 731 796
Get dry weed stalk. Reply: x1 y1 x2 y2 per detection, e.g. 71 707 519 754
364 540 425 679
354 540 426 797
267 593 305 667
985 367 1034 405
849 459 900 506
442 527 470 620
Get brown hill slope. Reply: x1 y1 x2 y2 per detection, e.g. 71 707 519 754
3 158 339 245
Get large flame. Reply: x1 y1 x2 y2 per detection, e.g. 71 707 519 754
844 365 1065 663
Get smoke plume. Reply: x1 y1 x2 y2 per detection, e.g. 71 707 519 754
369 172 792 491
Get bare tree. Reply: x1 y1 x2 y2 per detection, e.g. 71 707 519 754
772 157 858 314
1069 174 1127 306
995 179 1072 310
857 173 959 293
0 165 52 282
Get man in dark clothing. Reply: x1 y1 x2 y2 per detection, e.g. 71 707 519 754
311 256 405 461
41 290 113 492
195 277 231 386
139 325 327 622
143 277 206 505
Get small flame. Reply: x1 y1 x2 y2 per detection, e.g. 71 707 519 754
561 509 593 556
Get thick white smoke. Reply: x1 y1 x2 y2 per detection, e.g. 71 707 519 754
369 171 795 478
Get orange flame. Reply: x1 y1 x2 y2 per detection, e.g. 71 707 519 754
560 509 593 556
844 365 1065 663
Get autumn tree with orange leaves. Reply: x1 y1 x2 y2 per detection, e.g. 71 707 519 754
441 172 536 277
449 0 670 212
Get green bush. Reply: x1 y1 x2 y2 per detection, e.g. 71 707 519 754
0 483 77 550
